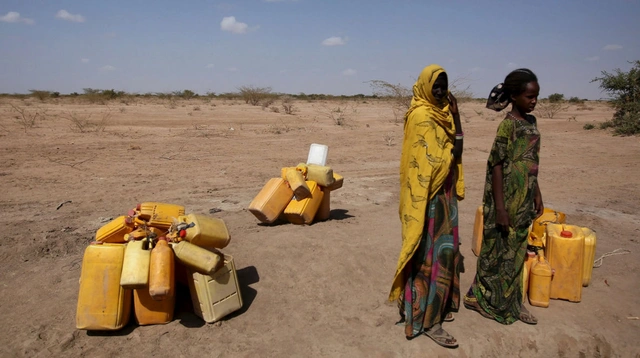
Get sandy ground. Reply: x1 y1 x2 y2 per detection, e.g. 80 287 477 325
0 96 638 357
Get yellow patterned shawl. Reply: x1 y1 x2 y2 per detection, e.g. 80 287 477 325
388 64 465 302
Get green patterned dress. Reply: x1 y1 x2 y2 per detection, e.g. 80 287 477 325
469 115 540 324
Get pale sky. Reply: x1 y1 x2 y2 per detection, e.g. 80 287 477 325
1 0 639 99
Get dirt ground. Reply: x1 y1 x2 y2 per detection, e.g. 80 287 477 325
0 96 638 357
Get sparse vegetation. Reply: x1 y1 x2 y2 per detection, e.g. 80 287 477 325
591 60 640 135
547 93 565 103
583 123 595 130
238 85 273 106
281 96 295 115
10 104 47 132
29 90 51 102
62 109 112 133
536 100 569 119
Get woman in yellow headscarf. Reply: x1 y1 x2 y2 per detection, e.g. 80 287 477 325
389 64 464 348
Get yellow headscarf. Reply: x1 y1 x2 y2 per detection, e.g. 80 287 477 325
388 64 465 302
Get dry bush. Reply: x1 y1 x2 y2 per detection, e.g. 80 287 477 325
535 101 569 119
319 101 358 126
270 106 280 113
10 104 47 132
238 85 272 106
62 109 112 133
29 90 51 102
367 80 411 123
281 96 296 115
266 119 291 134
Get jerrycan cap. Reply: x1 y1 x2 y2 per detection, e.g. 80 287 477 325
158 236 167 241
560 230 573 238
136 203 142 210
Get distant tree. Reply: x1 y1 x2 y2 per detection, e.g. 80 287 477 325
238 85 272 106
592 60 640 135
547 93 565 103
29 90 50 101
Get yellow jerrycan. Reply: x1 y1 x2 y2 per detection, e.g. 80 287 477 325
283 181 324 224
285 167 311 200
521 250 536 303
581 227 597 287
546 224 584 302
528 253 552 308
248 178 294 224
133 285 175 325
136 202 185 230
471 206 483 256
148 237 175 301
531 208 566 240
120 239 152 289
176 213 230 249
171 240 223 275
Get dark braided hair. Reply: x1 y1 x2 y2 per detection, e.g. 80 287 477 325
486 68 538 111
503 68 538 99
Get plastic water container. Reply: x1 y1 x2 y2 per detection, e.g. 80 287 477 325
136 202 186 230
171 241 223 275
324 172 344 191
531 208 566 240
76 243 132 330
307 143 328 166
120 239 151 289
177 213 230 249
581 227 597 287
95 216 135 243
285 168 311 200
248 178 294 224
187 255 243 323
522 250 536 303
297 163 335 187
316 187 331 221
148 238 175 301
528 253 552 308
133 285 174 325
546 224 585 302
284 181 324 225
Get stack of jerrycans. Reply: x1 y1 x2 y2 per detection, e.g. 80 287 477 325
77 203 243 330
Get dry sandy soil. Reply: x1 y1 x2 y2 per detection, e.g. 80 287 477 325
0 96 638 357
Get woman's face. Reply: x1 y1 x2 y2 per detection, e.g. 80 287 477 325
513 81 540 113
432 73 448 102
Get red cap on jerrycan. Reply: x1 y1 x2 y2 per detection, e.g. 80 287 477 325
560 230 573 238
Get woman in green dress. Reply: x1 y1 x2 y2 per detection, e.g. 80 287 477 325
464 69 544 325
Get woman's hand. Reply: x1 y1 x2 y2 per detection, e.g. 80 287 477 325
448 92 459 115
496 208 512 232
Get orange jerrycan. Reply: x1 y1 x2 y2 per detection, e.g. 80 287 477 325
76 243 132 330
546 224 584 302
95 216 135 243
248 178 294 224
148 238 175 301
531 208 566 240
471 206 483 256
171 240 223 275
284 181 324 224
324 172 344 191
133 285 175 325
315 187 331 221
136 202 185 230
176 213 230 249
581 227 597 287
528 253 552 308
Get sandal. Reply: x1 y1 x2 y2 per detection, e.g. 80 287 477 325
519 305 538 325
463 295 494 320
443 312 455 322
424 323 458 349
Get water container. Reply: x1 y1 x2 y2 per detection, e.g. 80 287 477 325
95 216 135 243
285 168 311 200
471 206 483 256
546 224 584 302
136 202 186 230
284 181 324 225
127 226 165 240
76 243 132 330
187 254 243 323
133 285 174 325
528 253 552 308
248 178 294 224
307 143 328 166
522 250 536 303
581 227 597 287
316 187 331 221
120 239 152 289
176 213 230 249
531 208 566 240
148 238 175 301
172 241 223 275
297 163 335 187
324 172 344 191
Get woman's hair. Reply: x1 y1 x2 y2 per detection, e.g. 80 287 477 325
503 68 538 98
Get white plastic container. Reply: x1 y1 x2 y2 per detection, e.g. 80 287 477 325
307 143 328 166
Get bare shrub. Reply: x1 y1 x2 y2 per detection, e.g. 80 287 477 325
319 102 358 126
270 106 280 113
29 90 51 102
367 80 411 123
62 109 112 133
261 97 276 110
535 101 569 119
383 133 395 146
10 104 46 132
193 106 201 111
281 96 296 115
